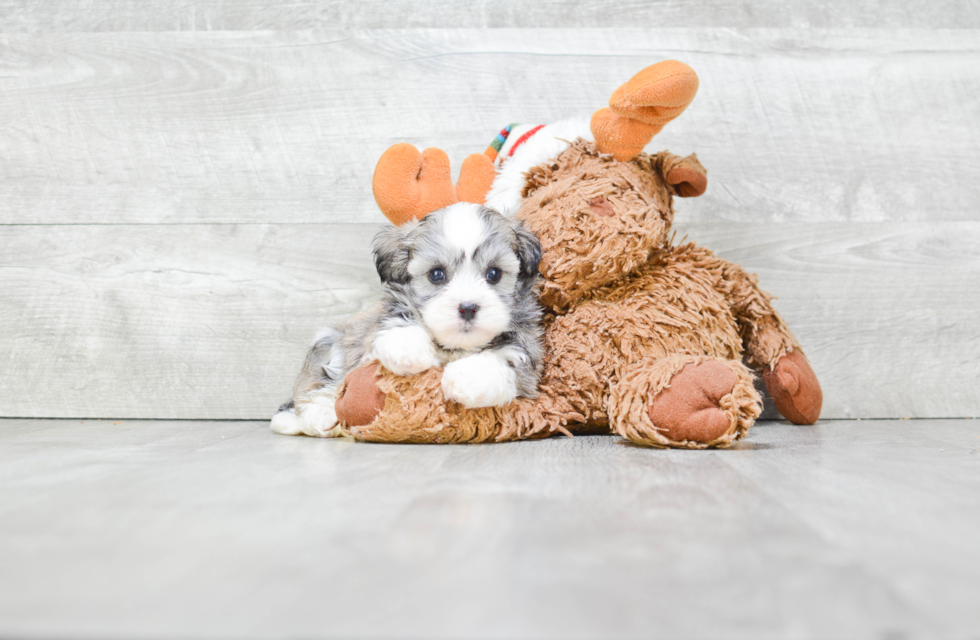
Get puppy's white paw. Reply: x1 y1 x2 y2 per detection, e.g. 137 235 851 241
442 351 518 409
273 388 344 438
298 398 344 438
371 325 440 376
270 410 304 435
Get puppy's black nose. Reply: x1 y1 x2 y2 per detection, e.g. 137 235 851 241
458 303 479 321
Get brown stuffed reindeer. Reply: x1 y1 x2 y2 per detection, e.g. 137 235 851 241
332 61 822 448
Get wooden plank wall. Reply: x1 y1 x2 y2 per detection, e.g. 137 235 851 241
1 3 978 420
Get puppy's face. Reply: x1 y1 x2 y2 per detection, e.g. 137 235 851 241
373 202 541 351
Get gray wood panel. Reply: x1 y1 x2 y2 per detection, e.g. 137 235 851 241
2 21 978 420
0 223 381 419
1 0 978 31
2 221 977 420
1 419 978 637
1 29 977 224
681 220 980 420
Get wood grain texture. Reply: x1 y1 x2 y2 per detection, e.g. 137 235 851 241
2 22 978 420
4 0 980 31
0 223 381 419
0 29 977 224
1 419 978 637
679 221 980 420
1 221 977 420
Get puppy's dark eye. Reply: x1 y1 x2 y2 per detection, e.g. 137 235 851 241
485 267 502 284
428 268 446 284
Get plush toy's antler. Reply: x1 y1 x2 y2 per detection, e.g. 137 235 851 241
372 143 496 226
374 60 697 223
591 60 700 162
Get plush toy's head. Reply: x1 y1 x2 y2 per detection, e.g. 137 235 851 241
515 140 707 311
373 60 700 227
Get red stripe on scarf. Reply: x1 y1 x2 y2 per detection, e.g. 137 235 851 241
507 125 545 158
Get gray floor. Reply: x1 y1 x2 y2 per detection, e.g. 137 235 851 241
1 419 978 639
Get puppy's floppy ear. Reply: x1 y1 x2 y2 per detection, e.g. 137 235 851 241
511 220 542 279
372 223 414 285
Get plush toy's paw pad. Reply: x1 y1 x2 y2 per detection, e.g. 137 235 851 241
647 361 737 443
763 351 823 425
335 363 386 428
441 352 518 409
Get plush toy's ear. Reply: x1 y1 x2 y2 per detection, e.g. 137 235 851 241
373 144 497 226
592 60 699 162
520 162 559 198
662 152 708 198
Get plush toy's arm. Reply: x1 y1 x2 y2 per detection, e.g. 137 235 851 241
335 311 604 443
683 246 823 424
715 261 801 370
334 363 569 444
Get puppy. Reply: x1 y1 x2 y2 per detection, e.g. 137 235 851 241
271 202 544 437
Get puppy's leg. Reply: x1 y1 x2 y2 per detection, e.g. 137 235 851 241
271 328 347 438
270 400 304 435
367 323 440 376
442 347 523 408
293 385 344 438
271 391 344 438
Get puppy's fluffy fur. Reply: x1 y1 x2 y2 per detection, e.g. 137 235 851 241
271 202 544 437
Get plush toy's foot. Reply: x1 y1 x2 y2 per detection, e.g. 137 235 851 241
334 362 386 428
762 350 823 425
610 356 761 449
647 361 739 443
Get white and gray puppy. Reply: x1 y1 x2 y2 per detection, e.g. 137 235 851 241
271 202 544 438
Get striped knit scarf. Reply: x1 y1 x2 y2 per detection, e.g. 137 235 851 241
485 123 546 163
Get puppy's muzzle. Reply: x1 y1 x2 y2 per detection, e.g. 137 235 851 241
458 303 480 321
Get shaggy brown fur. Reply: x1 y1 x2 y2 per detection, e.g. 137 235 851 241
338 140 822 448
